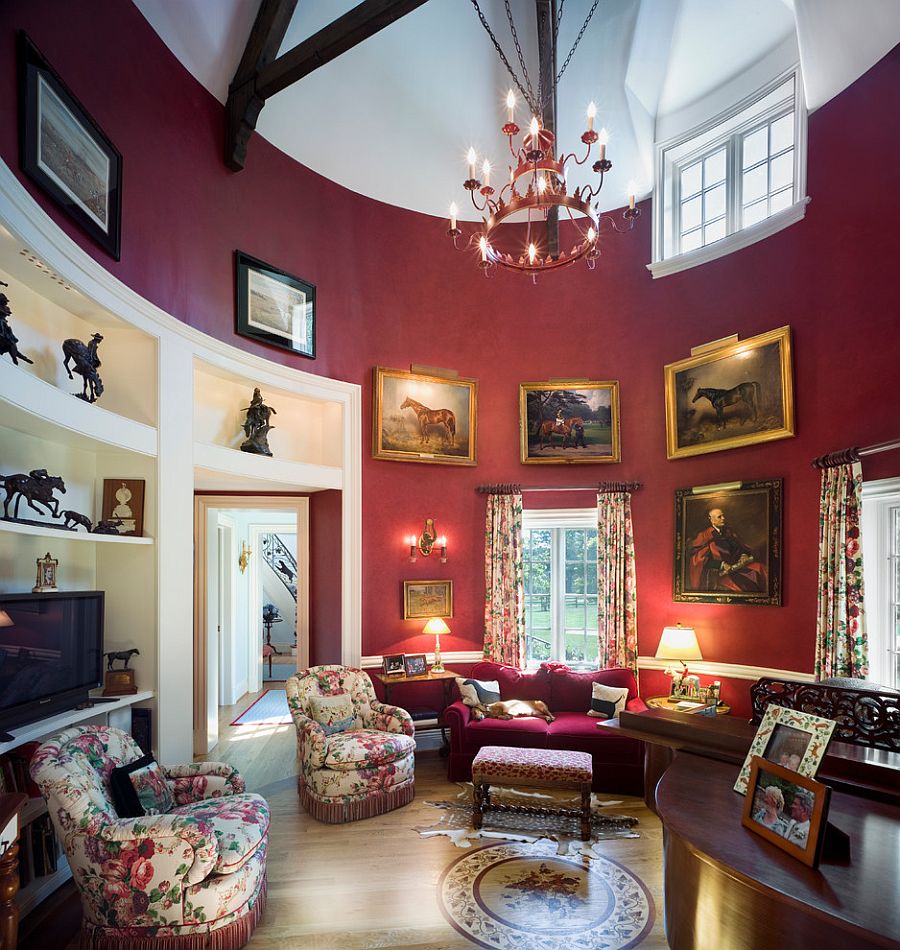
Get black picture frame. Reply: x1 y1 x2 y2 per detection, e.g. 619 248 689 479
673 478 782 606
18 32 122 261
235 250 316 359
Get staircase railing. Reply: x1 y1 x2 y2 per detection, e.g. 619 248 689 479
261 533 297 601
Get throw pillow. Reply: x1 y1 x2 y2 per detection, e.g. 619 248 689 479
587 682 630 719
309 692 358 735
455 677 501 707
110 753 175 818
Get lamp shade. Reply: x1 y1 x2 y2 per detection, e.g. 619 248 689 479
655 625 702 662
0 609 12 627
422 617 450 635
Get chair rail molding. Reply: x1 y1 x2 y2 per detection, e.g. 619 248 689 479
638 655 816 682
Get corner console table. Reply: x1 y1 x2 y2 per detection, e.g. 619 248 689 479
656 753 900 949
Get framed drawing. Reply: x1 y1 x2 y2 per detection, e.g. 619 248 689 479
664 326 794 459
404 653 428 676
101 478 145 537
741 757 831 868
519 380 620 464
235 251 316 359
382 654 406 675
674 479 782 605
373 367 477 466
18 32 123 260
734 704 835 795
403 580 453 620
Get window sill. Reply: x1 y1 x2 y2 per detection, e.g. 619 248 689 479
647 196 810 279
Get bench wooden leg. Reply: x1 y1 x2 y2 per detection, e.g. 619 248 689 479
473 782 489 829
581 784 591 841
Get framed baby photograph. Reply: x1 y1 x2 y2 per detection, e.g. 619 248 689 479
382 654 406 676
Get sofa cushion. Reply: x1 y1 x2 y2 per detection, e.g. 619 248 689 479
587 683 629 719
323 730 416 771
469 662 552 704
548 666 637 711
464 714 551 748
309 692 359 734
110 753 175 818
547 713 643 766
455 677 501 707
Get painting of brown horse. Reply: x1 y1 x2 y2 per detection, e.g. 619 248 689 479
537 416 584 450
401 396 457 445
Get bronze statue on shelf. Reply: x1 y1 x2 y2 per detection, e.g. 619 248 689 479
62 332 104 402
0 281 34 366
240 387 277 456
61 510 93 531
92 518 122 534
1 469 66 522
105 648 140 671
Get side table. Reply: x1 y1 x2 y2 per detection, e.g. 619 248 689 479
0 792 27 950
645 695 731 716
371 668 459 749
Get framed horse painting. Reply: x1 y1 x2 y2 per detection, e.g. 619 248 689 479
373 366 477 465
664 326 794 459
519 381 621 464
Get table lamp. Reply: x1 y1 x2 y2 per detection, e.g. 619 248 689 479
0 610 12 627
423 617 450 673
655 624 702 677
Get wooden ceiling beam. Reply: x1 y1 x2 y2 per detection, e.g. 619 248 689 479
225 0 429 171
536 0 559 258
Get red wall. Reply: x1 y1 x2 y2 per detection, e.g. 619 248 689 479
2 4 899 713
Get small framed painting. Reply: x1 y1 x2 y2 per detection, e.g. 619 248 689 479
404 654 428 676
664 326 794 459
382 654 406 676
235 251 316 359
741 756 831 868
18 32 123 260
519 381 620 464
373 367 477 466
674 479 782 606
403 580 453 621
734 704 836 795
101 479 145 537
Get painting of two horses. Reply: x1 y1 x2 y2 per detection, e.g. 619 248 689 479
373 367 477 465
664 326 795 460
519 381 621 464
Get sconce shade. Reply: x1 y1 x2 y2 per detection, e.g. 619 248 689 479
423 617 450 635
0 609 13 627
656 625 702 662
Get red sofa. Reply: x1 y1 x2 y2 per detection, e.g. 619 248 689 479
445 661 646 794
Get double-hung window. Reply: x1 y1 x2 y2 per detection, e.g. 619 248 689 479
522 509 598 669
862 480 900 690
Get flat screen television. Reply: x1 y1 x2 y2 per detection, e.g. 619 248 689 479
0 590 105 735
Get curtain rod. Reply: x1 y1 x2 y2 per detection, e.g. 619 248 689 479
476 482 642 494
811 438 900 469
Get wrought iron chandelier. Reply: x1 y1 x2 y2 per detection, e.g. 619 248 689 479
449 1 640 279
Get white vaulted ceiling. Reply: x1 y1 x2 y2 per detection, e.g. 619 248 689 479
134 0 900 220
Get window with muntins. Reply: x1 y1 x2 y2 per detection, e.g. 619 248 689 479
861 481 900 691
523 510 598 668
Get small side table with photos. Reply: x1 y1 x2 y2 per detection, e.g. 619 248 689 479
370 667 459 749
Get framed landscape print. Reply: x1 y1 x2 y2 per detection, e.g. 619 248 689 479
673 479 782 605
403 580 453 620
101 478 145 537
235 251 316 359
373 367 477 466
519 380 620 464
664 326 794 459
18 32 123 260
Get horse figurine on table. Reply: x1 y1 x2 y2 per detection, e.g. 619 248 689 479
400 396 456 445
693 382 760 429
62 332 104 403
1 469 66 521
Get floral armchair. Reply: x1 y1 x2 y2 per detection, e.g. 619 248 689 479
286 665 416 823
30 726 268 949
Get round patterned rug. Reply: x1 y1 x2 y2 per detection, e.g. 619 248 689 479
438 840 654 949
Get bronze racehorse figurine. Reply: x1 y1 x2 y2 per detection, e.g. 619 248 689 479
692 382 760 428
400 397 456 445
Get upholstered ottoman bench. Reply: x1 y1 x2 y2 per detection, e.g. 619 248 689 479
472 745 595 840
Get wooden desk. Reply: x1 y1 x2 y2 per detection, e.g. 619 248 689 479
657 754 900 949
0 793 27 950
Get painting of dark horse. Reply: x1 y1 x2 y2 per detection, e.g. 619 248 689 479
374 367 476 465
665 328 794 459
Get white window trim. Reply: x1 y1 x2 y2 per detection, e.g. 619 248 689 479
861 477 900 689
649 64 808 279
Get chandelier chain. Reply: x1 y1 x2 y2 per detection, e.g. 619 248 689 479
470 0 538 114
504 1 539 111
555 0 601 88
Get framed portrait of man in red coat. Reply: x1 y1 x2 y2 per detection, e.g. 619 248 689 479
674 479 782 605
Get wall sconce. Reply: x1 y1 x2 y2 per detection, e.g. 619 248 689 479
238 541 252 574
408 518 447 563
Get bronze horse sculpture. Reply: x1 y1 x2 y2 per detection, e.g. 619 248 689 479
400 396 456 445
537 416 585 450
1 469 66 521
693 382 761 428
62 332 104 403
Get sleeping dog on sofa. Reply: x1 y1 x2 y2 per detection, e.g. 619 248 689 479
472 698 556 723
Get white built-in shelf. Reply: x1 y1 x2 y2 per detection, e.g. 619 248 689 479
0 359 157 457
0 690 154 756
0 519 154 545
17 862 72 917
193 441 342 492
20 796 47 826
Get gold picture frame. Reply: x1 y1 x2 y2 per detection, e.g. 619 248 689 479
373 367 477 466
403 580 453 620
664 326 794 459
519 380 621 464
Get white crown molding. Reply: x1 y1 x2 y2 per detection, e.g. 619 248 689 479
361 651 483 669
638 656 815 683
647 197 811 279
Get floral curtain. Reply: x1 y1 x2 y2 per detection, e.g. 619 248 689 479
596 490 638 676
483 490 525 667
815 460 868 679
